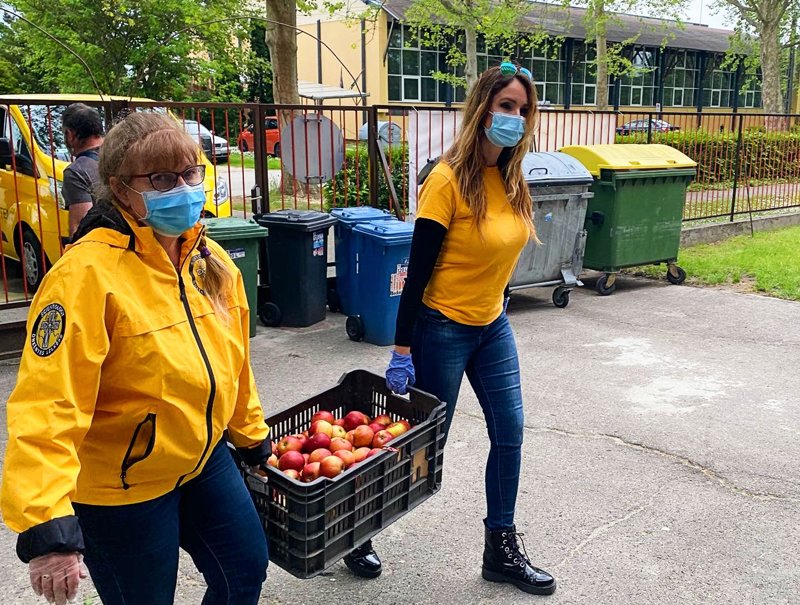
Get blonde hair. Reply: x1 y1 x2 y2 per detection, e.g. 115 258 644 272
443 66 539 239
97 112 233 318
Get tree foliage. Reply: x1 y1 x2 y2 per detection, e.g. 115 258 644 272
0 0 255 100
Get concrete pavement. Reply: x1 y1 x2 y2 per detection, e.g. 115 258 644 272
0 274 798 604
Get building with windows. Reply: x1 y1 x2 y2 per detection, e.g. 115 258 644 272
296 0 762 111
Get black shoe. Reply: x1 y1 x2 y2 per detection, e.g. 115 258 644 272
344 539 382 578
482 523 556 595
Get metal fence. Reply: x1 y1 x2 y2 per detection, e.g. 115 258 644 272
1 96 799 307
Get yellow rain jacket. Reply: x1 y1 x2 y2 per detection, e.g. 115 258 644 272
1 205 270 562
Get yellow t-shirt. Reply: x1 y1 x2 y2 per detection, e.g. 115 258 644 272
417 162 530 325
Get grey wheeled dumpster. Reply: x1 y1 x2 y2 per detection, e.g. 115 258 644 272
509 152 594 308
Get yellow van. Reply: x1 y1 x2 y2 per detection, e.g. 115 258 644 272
0 94 232 291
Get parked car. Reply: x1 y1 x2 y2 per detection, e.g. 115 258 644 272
0 94 231 291
237 116 281 157
182 119 230 163
616 119 680 136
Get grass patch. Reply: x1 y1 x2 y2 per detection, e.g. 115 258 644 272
634 225 800 300
227 153 282 171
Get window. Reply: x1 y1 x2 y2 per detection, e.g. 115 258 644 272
3 113 35 177
517 42 564 105
663 51 698 107
570 44 597 106
387 24 464 103
738 77 762 108
619 48 658 107
702 65 734 108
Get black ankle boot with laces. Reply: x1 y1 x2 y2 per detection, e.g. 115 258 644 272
482 524 556 595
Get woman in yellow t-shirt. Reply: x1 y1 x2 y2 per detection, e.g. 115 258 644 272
375 64 555 595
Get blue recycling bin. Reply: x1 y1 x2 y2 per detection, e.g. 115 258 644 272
330 207 394 315
346 220 414 346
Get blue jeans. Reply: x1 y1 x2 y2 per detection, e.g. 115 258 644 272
412 305 524 530
74 441 268 605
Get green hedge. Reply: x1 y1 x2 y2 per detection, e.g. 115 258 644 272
323 145 408 212
617 130 800 186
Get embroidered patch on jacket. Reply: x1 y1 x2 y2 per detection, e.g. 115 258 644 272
31 303 66 357
189 253 207 295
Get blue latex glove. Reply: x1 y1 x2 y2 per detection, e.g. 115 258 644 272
386 350 416 395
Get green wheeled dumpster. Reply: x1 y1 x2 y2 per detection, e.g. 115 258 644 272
559 144 696 295
202 217 268 337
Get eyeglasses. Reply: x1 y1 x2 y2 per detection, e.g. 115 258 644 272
125 164 206 192
499 61 533 82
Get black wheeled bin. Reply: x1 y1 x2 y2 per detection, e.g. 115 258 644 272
256 210 336 327
202 217 268 337
509 152 594 308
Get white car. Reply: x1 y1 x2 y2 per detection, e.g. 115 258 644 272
182 119 230 163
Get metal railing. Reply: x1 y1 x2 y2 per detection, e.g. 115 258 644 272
0 96 798 308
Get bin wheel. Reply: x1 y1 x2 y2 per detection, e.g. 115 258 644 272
327 288 341 313
345 315 364 341
259 302 282 327
666 265 686 285
596 273 616 296
552 287 570 308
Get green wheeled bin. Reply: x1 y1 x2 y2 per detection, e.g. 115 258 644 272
559 144 696 295
202 217 268 337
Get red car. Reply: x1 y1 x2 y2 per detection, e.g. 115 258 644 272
237 116 281 156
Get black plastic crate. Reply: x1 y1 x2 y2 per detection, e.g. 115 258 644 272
238 369 446 579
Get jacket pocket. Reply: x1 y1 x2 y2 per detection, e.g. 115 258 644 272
120 413 157 490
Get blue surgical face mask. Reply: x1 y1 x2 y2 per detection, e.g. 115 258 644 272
127 183 206 237
484 112 526 148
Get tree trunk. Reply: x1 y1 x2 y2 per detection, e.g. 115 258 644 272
594 2 609 109
264 0 299 127
760 18 786 129
464 25 478 92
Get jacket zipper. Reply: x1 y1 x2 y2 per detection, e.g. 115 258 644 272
175 230 217 488
120 413 157 490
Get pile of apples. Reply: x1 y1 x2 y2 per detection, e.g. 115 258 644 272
267 410 413 482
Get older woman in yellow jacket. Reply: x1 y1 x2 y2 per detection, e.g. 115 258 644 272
2 112 270 605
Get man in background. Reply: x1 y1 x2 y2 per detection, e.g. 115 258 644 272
61 103 104 236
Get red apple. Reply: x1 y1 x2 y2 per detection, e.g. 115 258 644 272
308 448 333 464
266 454 279 468
334 450 356 468
276 436 303 457
304 432 331 453
333 418 346 427
343 411 370 431
293 434 308 450
368 422 385 434
331 425 347 439
385 422 409 438
352 425 375 448
303 453 310 464
283 469 300 480
372 414 393 427
319 455 345 478
345 430 356 444
367 448 383 458
311 410 336 424
301 462 321 482
310 419 333 437
397 420 412 431
271 441 278 455
278 450 305 472
372 430 394 448
353 447 370 463
329 437 353 453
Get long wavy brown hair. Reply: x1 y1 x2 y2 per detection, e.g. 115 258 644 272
443 65 539 238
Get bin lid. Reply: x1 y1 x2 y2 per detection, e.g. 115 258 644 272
521 152 593 185
256 209 337 231
559 144 697 176
331 206 394 224
201 217 268 239
353 219 414 244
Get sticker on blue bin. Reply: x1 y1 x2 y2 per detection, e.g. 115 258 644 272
227 248 246 260
390 258 409 297
312 232 325 257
